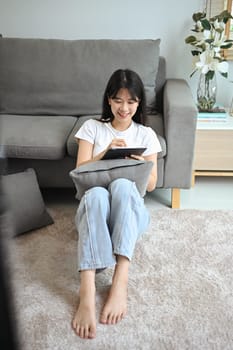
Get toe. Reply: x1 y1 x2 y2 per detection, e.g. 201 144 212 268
89 328 96 339
72 317 77 330
100 313 107 324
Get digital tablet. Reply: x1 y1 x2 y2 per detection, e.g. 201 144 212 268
102 147 147 160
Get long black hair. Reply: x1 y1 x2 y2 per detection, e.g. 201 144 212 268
101 69 147 125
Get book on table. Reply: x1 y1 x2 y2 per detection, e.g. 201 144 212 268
197 110 228 122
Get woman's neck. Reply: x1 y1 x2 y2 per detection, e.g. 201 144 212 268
111 120 132 131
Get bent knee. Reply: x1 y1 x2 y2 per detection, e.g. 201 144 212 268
109 178 134 193
85 186 109 198
109 177 133 188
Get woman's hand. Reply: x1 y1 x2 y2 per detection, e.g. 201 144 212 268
128 154 145 161
76 138 127 167
107 138 127 149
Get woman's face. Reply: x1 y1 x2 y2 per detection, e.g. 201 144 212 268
108 88 139 127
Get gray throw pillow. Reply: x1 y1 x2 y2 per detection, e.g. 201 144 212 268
69 159 153 200
1 168 54 235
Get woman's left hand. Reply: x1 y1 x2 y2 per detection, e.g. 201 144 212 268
128 154 145 161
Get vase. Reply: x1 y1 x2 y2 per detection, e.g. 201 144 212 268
197 73 217 112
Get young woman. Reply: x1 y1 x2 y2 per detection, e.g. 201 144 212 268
72 69 161 339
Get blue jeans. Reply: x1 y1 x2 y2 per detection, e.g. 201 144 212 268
75 178 150 271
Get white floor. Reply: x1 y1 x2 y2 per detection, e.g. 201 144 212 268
146 176 233 210
43 176 233 210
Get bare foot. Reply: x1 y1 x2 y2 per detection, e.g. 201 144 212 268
100 256 129 325
72 271 96 339
100 279 128 324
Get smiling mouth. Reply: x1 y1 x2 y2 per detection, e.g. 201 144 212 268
118 112 129 118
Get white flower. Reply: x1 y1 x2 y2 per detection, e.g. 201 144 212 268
214 33 227 47
213 19 225 32
203 29 211 39
196 20 203 31
216 60 228 73
195 51 229 74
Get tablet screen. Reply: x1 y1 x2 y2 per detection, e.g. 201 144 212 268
102 147 147 160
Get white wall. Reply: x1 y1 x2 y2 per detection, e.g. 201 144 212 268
0 0 232 107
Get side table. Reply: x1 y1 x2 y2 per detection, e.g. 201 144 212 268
193 113 233 184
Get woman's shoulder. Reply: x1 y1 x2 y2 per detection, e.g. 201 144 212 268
83 118 101 126
76 118 102 137
81 118 106 130
134 122 155 135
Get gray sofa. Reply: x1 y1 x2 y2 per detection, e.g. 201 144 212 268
0 37 197 208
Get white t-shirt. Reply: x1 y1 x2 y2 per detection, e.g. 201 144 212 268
75 119 162 157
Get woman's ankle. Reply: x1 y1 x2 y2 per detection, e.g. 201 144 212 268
79 270 96 295
112 256 129 285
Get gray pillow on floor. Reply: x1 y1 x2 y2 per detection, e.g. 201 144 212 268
1 168 54 235
69 159 153 200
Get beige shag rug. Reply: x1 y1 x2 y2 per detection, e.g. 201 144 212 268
9 206 233 350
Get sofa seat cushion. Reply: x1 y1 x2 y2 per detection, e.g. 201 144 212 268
67 115 166 159
0 115 77 160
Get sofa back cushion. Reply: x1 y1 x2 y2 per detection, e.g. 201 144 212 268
0 38 160 116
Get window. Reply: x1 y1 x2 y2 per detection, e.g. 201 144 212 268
207 0 233 59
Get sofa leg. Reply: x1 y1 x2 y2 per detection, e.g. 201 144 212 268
171 188 180 209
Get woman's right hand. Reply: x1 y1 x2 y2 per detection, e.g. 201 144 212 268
107 138 127 150
77 138 128 166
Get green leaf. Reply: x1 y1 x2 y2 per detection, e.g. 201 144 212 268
190 69 198 78
211 10 233 24
192 12 206 22
220 72 228 78
221 42 233 49
220 10 233 21
206 71 215 80
205 39 214 45
196 43 206 51
215 27 224 34
185 35 197 44
201 19 211 30
191 50 200 56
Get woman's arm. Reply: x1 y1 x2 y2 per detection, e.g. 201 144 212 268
130 153 158 192
144 153 158 192
76 138 128 167
76 139 104 167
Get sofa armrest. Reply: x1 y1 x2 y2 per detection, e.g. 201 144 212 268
163 78 198 188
